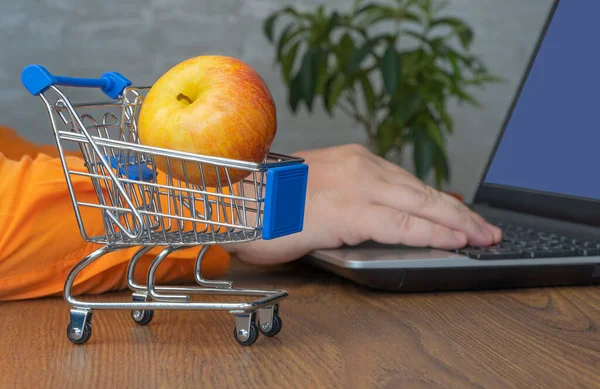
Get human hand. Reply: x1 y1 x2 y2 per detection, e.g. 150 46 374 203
226 144 502 265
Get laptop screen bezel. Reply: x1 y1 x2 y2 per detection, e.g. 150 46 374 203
472 0 600 227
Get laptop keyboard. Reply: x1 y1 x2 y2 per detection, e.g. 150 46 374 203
457 222 600 260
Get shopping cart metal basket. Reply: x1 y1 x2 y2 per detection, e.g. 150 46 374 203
21 64 309 346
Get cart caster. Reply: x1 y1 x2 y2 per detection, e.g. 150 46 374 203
131 309 154 326
67 309 93 345
131 293 153 325
233 313 259 346
67 322 92 345
258 304 282 337
233 322 259 346
260 314 282 337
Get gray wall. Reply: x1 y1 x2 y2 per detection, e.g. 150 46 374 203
0 0 553 201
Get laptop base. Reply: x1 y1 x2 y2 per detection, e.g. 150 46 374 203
308 205 600 292
306 254 600 292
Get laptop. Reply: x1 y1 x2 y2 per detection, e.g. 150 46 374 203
306 0 600 292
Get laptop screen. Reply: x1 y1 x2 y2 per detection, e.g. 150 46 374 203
483 0 600 201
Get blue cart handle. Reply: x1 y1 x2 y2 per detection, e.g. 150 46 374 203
21 64 132 99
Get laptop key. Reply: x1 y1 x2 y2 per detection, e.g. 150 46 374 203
578 248 600 256
495 247 523 253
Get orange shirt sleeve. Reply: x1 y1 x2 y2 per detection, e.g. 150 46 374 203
0 127 231 301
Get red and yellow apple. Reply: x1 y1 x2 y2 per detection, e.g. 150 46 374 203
137 55 277 187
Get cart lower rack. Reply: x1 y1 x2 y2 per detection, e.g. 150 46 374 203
21 64 309 346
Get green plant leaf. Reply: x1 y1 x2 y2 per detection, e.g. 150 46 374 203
316 4 325 17
352 2 385 26
394 9 421 24
455 88 480 106
288 73 304 113
424 118 445 152
380 45 401 96
430 17 474 48
393 92 422 128
281 41 301 84
322 11 340 40
263 12 279 42
336 33 356 66
413 128 435 180
470 57 489 74
263 5 312 43
315 50 331 96
425 114 451 187
430 69 452 86
433 150 450 188
448 50 461 81
359 73 376 114
353 2 380 16
353 3 420 25
401 30 428 44
459 29 474 49
299 50 317 112
418 0 433 17
397 49 424 78
375 118 399 157
345 34 389 75
463 73 504 86
339 32 355 51
323 74 346 114
431 126 451 188
280 6 313 20
298 47 328 112
433 100 454 134
276 24 305 63
445 48 475 68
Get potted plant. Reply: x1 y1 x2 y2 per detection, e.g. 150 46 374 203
262 0 501 190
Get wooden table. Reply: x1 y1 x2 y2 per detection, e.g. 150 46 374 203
1 258 599 388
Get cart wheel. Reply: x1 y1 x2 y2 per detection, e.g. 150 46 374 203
131 309 154 326
259 314 282 337
233 322 259 346
67 322 92 345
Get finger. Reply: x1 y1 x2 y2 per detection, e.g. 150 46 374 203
439 192 502 244
340 205 468 250
374 172 495 240
435 191 502 242
372 182 495 247
357 150 498 246
471 211 503 243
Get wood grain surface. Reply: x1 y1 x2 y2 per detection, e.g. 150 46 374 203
1 258 599 389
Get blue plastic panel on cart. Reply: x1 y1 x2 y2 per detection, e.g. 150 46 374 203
105 155 156 181
262 164 309 240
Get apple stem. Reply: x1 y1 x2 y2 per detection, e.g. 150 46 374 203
176 93 193 104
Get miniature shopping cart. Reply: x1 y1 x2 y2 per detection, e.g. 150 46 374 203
21 64 309 346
